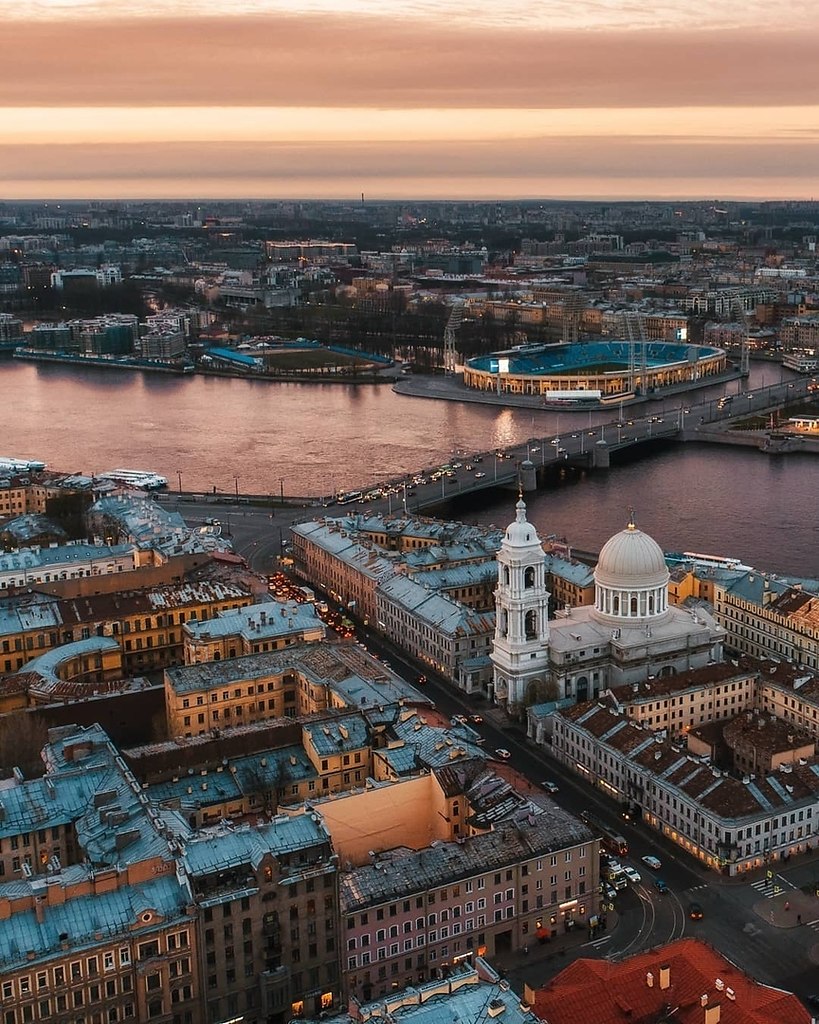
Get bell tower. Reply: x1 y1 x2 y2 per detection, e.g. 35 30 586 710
490 497 551 713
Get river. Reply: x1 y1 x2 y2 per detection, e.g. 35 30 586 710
2 358 816 577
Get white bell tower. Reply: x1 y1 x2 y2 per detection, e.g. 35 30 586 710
490 497 551 713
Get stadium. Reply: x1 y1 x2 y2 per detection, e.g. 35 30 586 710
463 341 728 405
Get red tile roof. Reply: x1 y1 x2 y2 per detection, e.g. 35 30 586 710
531 938 810 1024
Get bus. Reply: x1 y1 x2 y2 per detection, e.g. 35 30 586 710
337 490 363 505
582 812 629 857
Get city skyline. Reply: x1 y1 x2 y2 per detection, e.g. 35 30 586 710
4 0 819 200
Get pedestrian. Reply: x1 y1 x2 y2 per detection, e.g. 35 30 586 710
785 900 790 911
797 913 802 924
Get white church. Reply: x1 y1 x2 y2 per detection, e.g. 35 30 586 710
490 498 725 712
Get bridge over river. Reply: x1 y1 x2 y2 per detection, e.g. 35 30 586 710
341 376 817 516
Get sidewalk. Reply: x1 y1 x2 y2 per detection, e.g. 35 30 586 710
492 910 620 983
755 890 819 929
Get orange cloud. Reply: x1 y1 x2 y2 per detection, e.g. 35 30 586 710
1 16 816 110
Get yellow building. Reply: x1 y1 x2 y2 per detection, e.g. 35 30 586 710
0 581 253 676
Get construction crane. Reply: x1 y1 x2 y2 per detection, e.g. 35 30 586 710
443 301 464 376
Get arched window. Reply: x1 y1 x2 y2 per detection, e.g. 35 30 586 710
613 595 620 614
524 566 535 589
501 609 508 637
525 610 537 640
648 594 655 614
503 566 510 585
630 596 638 616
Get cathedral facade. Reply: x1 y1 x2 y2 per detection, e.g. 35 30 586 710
491 501 725 713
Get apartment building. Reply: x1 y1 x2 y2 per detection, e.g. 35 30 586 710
714 573 819 670
376 574 495 691
616 662 758 735
779 315 819 351
337 801 597 1002
183 816 341 1024
291 520 395 627
0 579 253 676
183 600 325 663
0 724 201 1024
164 642 428 740
550 692 819 874
0 542 136 592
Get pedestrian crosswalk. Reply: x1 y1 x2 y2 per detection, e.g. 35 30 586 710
805 918 819 933
750 874 796 899
584 934 612 949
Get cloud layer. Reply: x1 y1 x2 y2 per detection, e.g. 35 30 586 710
3 18 817 110
2 9 814 199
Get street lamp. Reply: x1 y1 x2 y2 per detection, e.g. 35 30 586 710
279 478 285 506
177 470 182 494
234 476 239 504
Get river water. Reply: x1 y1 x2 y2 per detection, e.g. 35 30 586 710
2 359 817 577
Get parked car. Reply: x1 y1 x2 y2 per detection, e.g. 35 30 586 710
541 780 559 794
641 855 662 870
450 715 468 726
495 748 511 760
600 883 618 902
623 866 641 884
468 714 483 724
689 902 704 920
655 879 670 895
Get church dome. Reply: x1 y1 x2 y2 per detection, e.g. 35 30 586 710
504 497 540 547
593 517 670 623
595 520 668 588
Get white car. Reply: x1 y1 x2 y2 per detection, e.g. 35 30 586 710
624 866 642 884
495 748 511 761
641 855 662 871
541 780 559 793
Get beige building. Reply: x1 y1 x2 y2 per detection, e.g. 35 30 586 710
617 663 758 736
715 574 819 671
551 693 819 874
164 641 427 741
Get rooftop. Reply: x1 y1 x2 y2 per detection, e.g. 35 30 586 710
531 937 811 1024
339 811 594 913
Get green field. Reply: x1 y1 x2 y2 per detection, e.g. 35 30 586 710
263 348 376 370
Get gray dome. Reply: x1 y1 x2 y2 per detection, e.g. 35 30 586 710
595 522 669 589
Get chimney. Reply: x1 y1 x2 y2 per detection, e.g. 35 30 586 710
659 965 671 990
704 1004 721 1024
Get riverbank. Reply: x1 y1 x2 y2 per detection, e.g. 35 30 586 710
12 348 401 385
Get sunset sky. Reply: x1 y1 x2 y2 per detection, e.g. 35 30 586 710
4 0 819 200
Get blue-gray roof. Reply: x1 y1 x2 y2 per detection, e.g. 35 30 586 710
183 814 329 877
0 873 191 970
185 599 325 643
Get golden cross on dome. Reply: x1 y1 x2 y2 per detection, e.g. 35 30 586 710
627 507 637 530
